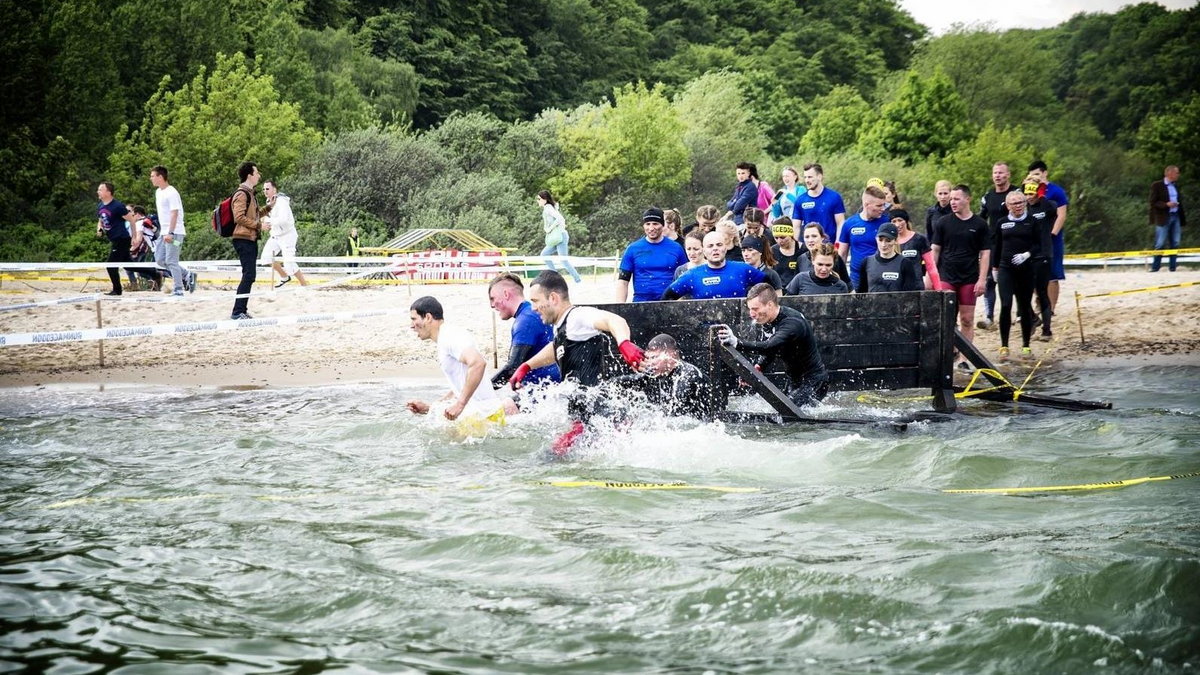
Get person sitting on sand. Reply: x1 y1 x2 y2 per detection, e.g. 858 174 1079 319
406 296 518 422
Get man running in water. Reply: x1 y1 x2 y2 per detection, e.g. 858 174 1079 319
509 270 646 454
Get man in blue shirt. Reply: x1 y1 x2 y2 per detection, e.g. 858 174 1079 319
725 162 758 225
616 207 688 302
836 185 890 290
487 273 560 387
1026 160 1069 314
662 231 766 300
792 163 847 241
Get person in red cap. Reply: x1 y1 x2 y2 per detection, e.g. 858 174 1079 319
509 270 646 455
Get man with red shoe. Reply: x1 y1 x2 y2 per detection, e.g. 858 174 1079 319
509 270 646 455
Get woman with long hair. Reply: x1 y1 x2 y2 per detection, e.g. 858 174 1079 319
797 222 849 281
537 189 581 283
786 243 849 296
891 209 941 290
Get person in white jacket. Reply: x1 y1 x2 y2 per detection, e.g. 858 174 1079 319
261 180 308 287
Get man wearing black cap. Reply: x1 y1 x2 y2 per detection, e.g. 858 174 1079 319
616 207 688 302
854 222 923 293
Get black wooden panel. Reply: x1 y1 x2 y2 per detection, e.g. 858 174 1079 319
815 316 921 343
821 343 920 369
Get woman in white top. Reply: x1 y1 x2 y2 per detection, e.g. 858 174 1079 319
538 190 581 283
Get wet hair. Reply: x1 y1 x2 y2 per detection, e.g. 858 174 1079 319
151 165 168 181
237 161 257 182
646 333 679 353
537 189 557 207
743 207 765 225
487 272 524 294
695 205 721 222
1028 160 1048 173
803 162 824 175
531 270 569 301
952 184 972 198
746 282 778 306
410 296 444 320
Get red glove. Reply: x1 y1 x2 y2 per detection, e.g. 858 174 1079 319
618 340 644 369
510 363 531 389
551 420 586 456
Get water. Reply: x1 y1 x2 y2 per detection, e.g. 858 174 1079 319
1 365 1198 673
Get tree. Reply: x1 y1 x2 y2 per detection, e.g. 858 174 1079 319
1135 94 1200 178
938 122 1036 193
857 70 975 165
672 71 767 196
797 87 877 157
550 83 691 214
108 53 321 212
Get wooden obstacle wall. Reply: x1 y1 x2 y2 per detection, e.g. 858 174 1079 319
594 291 958 412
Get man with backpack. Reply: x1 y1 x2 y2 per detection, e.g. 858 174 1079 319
150 165 196 296
229 161 261 320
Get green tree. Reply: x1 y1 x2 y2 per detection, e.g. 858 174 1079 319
672 71 767 196
550 83 691 214
108 53 322 212
858 69 975 165
938 122 1036 193
797 86 877 157
1135 94 1200 178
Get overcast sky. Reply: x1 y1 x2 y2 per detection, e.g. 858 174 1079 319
899 0 1195 34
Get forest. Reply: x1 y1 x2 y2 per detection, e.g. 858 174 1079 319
1 0 1197 262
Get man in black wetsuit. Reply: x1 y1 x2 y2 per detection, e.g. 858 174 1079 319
614 333 713 419
509 270 646 454
715 283 829 407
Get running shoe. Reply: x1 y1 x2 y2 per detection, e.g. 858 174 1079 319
956 361 974 372
187 271 197 293
231 312 254 320
976 318 994 330
998 346 1010 362
1036 332 1053 342
1019 347 1035 362
275 276 292 288
103 290 122 296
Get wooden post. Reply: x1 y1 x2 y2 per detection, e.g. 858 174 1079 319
95 299 105 367
405 253 412 297
491 309 499 368
1074 291 1085 345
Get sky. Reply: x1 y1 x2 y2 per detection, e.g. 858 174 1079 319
899 0 1196 34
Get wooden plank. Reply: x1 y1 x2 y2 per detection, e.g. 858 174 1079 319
827 368 922 391
717 343 908 430
814 317 920 343
921 291 957 411
954 386 1112 410
821 343 920 369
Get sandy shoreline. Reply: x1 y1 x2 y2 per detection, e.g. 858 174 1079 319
1 269 1197 391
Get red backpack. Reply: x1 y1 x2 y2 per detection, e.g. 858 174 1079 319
211 186 252 237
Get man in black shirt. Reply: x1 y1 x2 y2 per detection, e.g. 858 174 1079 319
95 181 131 296
976 162 1022 330
716 283 828 407
932 184 991 368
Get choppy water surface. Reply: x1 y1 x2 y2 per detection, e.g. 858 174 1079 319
1 364 1198 673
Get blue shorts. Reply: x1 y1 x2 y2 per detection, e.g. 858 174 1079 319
1050 233 1065 281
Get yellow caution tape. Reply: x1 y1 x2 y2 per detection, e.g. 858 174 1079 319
1079 280 1199 299
854 367 1020 405
532 480 760 493
944 471 1200 495
1065 247 1200 259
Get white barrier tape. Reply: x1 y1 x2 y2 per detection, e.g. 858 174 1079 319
0 294 102 313
0 307 407 348
99 264 388 305
0 255 621 272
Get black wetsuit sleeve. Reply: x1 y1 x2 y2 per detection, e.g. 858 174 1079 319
491 342 536 387
661 287 682 300
737 315 807 355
